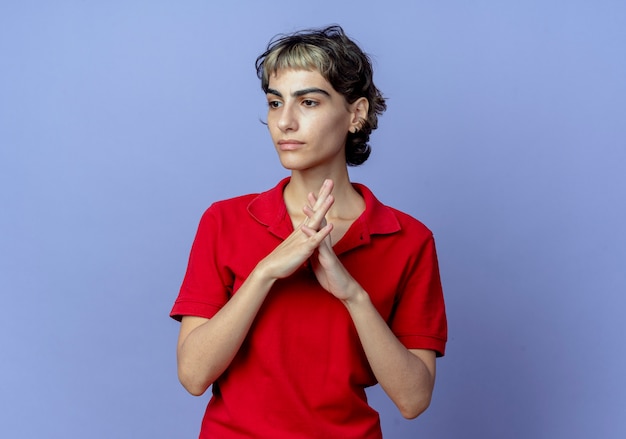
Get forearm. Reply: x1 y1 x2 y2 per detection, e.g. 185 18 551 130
343 285 436 419
176 180 338 395
177 266 276 395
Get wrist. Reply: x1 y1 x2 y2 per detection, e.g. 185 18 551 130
250 261 279 288
341 282 370 310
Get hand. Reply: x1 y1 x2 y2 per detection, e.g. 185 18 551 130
301 187 361 302
257 180 335 281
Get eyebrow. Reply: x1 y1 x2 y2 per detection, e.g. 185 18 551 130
266 87 331 98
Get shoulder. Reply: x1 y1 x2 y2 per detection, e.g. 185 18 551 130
356 182 434 242
198 193 258 220
208 192 259 213
387 206 434 240
199 178 288 226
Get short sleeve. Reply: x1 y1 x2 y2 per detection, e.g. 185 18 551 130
170 206 234 321
390 234 448 356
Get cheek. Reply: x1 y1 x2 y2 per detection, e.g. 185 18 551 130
268 126 280 143
266 116 278 135
314 113 342 132
324 116 351 139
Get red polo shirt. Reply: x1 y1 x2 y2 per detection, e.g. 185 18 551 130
171 178 447 439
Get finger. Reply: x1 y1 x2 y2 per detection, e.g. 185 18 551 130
301 223 333 244
312 179 333 211
301 224 336 266
307 179 334 215
302 205 315 225
303 195 333 230
301 192 323 227
301 180 334 231
303 199 332 219
307 192 317 210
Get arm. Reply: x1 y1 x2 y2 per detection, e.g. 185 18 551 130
176 182 335 396
302 194 437 418
306 251 436 418
344 288 436 419
176 267 276 396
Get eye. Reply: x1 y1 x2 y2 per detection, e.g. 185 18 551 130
267 100 282 109
302 99 318 107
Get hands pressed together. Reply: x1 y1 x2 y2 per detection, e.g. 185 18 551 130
258 179 359 303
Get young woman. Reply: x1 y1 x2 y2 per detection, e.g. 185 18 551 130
171 25 447 439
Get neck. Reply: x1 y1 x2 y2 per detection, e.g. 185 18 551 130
284 168 364 220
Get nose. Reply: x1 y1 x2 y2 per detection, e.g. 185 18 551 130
277 103 297 132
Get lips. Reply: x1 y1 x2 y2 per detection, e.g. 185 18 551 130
277 139 305 151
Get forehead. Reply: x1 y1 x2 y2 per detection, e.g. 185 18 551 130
267 68 334 93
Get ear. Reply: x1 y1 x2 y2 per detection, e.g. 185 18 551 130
349 97 369 133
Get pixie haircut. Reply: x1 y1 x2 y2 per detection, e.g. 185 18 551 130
255 25 387 166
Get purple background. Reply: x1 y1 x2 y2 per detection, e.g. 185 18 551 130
1 1 625 438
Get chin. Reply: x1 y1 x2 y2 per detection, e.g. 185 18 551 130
280 162 311 172
277 156 315 172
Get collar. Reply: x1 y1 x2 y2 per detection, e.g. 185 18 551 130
247 177 401 254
